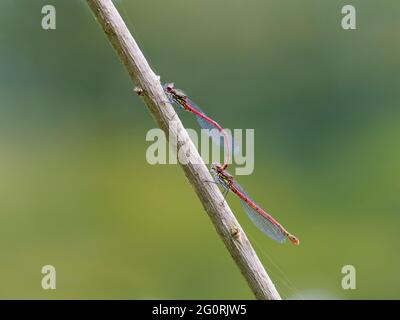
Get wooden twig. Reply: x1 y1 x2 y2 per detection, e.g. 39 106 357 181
86 0 281 300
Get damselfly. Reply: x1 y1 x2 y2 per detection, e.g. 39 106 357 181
164 83 237 169
211 163 300 245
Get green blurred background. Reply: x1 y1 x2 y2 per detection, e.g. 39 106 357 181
1 0 399 299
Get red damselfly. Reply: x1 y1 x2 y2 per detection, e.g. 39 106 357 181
211 163 300 245
164 83 236 169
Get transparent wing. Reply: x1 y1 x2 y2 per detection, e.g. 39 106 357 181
233 181 287 243
187 99 240 154
214 174 230 192
164 91 184 110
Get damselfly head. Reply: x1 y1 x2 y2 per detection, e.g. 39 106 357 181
163 82 174 92
211 162 222 173
163 82 187 98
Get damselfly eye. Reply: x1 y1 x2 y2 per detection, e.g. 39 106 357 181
164 83 174 92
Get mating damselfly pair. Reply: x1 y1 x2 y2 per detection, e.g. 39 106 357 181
164 83 299 245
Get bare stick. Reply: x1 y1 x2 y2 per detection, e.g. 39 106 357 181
86 0 281 300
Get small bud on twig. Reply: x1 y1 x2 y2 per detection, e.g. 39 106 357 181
134 86 144 96
231 226 241 240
